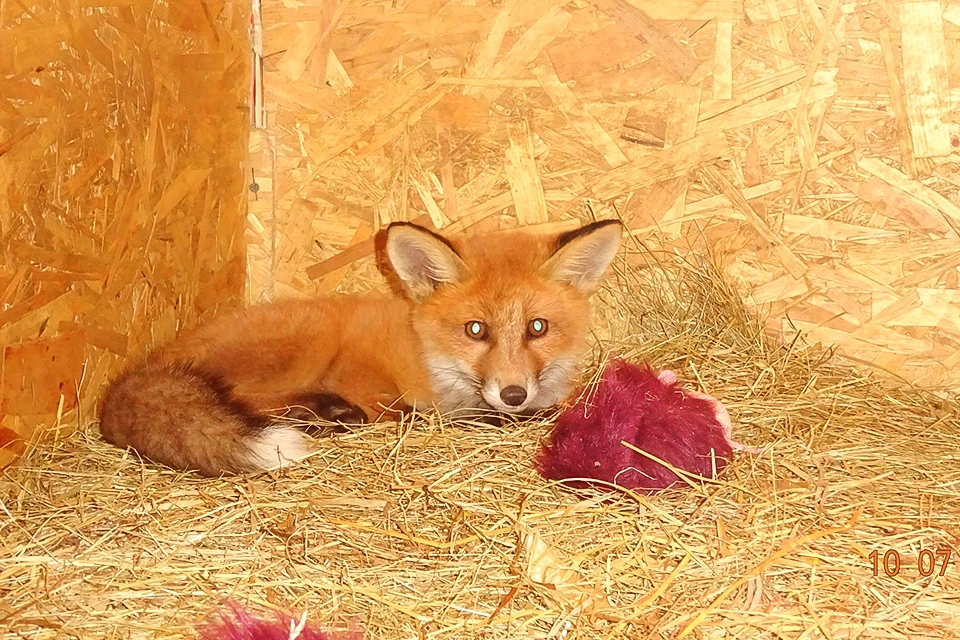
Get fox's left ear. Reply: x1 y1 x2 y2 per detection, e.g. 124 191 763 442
542 220 623 293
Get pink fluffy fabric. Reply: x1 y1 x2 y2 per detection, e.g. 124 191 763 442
199 603 363 640
539 359 756 493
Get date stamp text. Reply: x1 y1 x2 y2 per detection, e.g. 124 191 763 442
869 548 953 577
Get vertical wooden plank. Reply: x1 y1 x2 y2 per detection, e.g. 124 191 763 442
713 19 733 100
879 28 918 176
898 1 951 158
504 120 549 225
764 0 793 70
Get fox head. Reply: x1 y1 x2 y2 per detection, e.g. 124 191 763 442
377 220 622 415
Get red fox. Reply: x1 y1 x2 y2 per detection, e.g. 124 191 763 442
98 220 623 476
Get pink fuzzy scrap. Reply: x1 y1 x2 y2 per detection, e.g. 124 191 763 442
539 358 759 493
199 602 363 640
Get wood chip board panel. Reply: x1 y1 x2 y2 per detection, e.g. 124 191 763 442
248 0 960 395
0 0 251 468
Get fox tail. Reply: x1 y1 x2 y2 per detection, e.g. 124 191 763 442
98 362 312 476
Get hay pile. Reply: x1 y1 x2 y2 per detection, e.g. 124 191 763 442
3 247 960 639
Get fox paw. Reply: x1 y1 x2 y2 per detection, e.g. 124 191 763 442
284 393 368 429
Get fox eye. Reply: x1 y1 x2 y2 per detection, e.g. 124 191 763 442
527 318 548 338
465 320 488 340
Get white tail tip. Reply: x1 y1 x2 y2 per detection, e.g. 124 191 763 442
244 426 314 471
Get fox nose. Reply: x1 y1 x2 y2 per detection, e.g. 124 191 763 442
500 385 527 407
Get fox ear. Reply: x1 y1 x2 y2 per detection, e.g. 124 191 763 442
542 220 622 293
381 222 468 302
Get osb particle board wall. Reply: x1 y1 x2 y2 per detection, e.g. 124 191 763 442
0 0 251 468
248 0 960 395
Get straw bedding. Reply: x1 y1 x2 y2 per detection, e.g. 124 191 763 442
2 247 960 639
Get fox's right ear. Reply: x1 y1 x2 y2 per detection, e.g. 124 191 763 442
379 222 468 302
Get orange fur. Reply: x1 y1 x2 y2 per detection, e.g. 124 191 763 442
98 221 622 476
